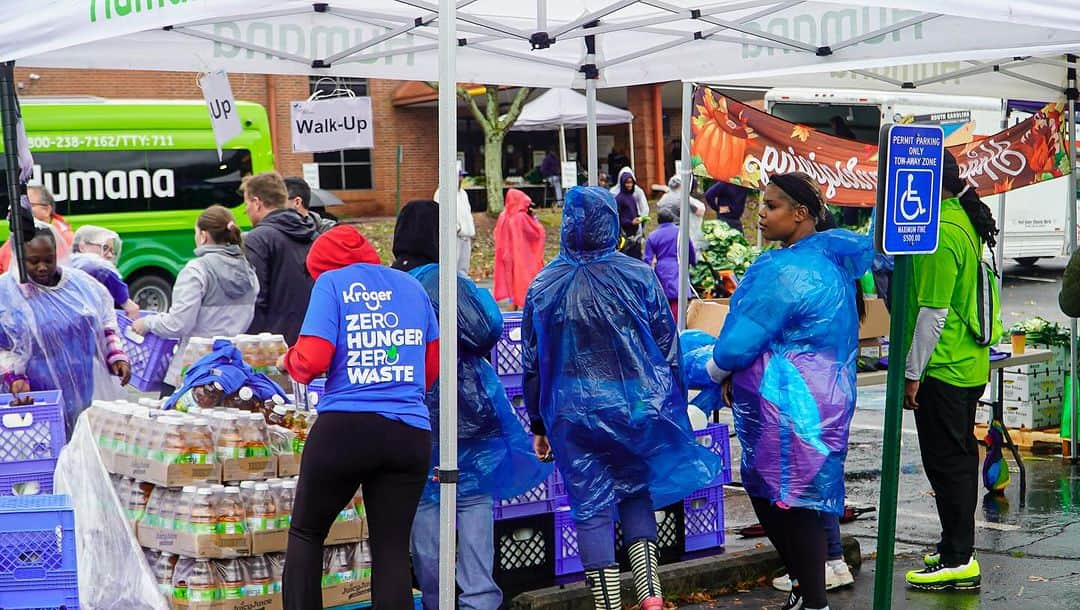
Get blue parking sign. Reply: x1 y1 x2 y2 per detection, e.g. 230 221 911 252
876 124 944 255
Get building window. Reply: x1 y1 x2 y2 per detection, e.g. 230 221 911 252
308 77 373 190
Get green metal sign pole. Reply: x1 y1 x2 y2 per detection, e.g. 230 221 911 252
872 253 911 609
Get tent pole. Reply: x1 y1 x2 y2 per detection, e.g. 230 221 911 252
586 81 598 185
991 106 1008 409
0 62 26 284
437 1 460 608
677 82 692 331
1068 56 1078 464
558 124 567 166
628 120 635 176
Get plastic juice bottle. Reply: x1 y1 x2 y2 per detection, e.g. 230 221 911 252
172 557 193 601
175 382 226 412
224 387 256 411
325 544 356 584
267 404 291 428
242 413 272 459
247 483 278 532
128 407 151 458
190 488 216 535
238 480 257 506
153 416 185 464
217 487 247 536
337 497 359 523
187 418 215 465
214 415 245 462
153 551 177 597
291 411 310 454
242 555 276 596
143 486 169 529
217 559 246 600
176 486 198 533
277 480 297 529
266 553 285 593
188 559 223 603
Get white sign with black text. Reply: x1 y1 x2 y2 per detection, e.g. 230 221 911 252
199 70 242 161
561 162 578 188
290 97 374 153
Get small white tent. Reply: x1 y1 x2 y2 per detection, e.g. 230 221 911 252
511 88 634 175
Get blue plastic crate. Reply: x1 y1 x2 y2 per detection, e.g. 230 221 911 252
553 506 588 576
491 313 524 391
0 572 79 609
683 484 726 552
0 391 66 466
694 422 732 485
0 495 77 600
494 469 563 521
0 458 55 496
117 312 179 393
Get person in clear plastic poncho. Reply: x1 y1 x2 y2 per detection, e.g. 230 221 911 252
0 225 131 437
704 173 872 610
522 186 721 610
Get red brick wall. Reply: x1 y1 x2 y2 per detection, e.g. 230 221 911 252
627 84 662 195
11 68 439 217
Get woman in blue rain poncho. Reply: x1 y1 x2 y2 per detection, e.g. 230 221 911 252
523 186 720 610
392 199 551 610
0 225 131 437
705 173 872 610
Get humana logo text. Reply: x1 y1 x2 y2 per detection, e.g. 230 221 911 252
33 165 175 202
90 0 199 23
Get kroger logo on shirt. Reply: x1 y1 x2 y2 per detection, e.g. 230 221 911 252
342 282 393 311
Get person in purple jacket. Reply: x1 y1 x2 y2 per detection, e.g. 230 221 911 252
68 225 140 317
540 150 563 202
644 208 696 321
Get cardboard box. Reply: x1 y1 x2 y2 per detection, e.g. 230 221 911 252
170 593 282 610
686 300 729 337
276 453 300 478
321 570 373 608
222 456 278 482
326 518 366 545
859 297 890 340
122 459 221 488
138 523 251 558
250 529 289 555
975 404 991 425
1003 397 1062 429
1002 370 1064 403
859 338 883 360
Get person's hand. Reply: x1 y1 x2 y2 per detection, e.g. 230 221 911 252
111 360 132 386
722 378 734 407
533 435 553 462
632 217 642 225
276 353 288 371
9 378 30 400
122 300 141 318
131 317 148 336
904 379 920 410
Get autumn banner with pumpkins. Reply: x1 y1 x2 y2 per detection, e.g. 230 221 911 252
690 86 1070 207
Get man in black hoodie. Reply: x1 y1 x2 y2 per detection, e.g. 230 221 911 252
242 171 318 345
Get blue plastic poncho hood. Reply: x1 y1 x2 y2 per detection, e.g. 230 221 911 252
522 186 721 520
711 229 873 515
410 264 550 502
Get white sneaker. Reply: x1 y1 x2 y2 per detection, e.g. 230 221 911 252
773 562 854 592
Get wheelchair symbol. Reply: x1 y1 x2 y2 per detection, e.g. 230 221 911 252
898 173 926 221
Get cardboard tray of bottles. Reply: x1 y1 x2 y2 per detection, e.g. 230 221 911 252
168 580 390 610
102 449 284 487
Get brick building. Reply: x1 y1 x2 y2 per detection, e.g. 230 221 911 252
14 68 757 216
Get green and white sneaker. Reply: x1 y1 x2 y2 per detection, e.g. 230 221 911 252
906 557 981 591
923 552 940 568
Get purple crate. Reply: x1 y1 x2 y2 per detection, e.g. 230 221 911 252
0 391 66 465
0 458 55 496
554 507 590 576
116 313 179 393
0 495 77 604
694 423 732 484
494 469 563 520
683 484 725 552
492 313 524 385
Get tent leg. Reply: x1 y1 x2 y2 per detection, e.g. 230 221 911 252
677 82 692 332
1068 57 1079 464
0 61 26 283
437 2 460 609
586 80 598 185
558 124 567 167
628 120 635 175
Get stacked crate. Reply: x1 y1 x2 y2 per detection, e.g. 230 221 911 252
0 390 67 496
0 495 79 609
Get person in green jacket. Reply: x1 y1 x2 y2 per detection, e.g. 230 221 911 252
903 151 999 592
1060 249 1080 318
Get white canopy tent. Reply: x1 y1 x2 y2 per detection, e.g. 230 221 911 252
510 87 634 177
0 2 1078 609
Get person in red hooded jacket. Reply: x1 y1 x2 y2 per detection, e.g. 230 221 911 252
493 188 545 309
280 225 440 610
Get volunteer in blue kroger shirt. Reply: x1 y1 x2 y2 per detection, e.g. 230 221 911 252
280 225 439 610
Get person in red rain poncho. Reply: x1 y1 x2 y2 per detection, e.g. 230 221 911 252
493 189 545 309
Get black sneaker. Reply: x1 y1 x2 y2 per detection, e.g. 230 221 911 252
781 586 804 610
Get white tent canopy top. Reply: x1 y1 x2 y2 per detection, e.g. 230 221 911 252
511 88 632 131
2 1 1080 89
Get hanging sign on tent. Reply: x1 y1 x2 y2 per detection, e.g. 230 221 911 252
561 162 578 188
290 96 374 153
690 87 1070 206
198 70 242 161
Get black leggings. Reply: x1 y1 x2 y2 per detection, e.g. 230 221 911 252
750 496 828 609
283 411 431 610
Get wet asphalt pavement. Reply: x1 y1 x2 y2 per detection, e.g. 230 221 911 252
688 257 1080 609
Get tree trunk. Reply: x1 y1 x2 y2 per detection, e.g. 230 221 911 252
485 131 505 216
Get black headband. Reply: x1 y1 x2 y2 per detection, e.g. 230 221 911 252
769 173 823 217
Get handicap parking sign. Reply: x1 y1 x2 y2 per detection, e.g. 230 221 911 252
876 124 944 255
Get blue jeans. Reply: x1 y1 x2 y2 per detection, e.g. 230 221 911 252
410 495 501 610
825 513 842 560
576 491 657 570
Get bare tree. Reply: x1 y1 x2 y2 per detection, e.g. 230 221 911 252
458 85 531 216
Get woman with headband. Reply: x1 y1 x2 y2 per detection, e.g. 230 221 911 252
705 172 872 610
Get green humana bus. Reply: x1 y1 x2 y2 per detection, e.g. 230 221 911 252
0 97 275 310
